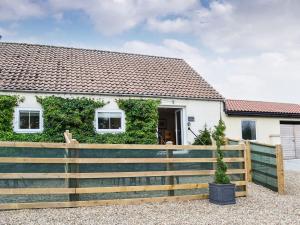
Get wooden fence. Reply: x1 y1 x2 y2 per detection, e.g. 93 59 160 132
0 133 247 210
227 138 284 194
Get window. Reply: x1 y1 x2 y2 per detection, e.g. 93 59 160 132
96 110 125 132
14 108 43 133
242 120 256 140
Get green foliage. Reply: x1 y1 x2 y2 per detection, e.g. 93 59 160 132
82 133 127 144
37 96 105 142
117 99 160 144
0 132 47 142
0 95 161 144
193 125 212 145
0 95 21 132
212 119 230 184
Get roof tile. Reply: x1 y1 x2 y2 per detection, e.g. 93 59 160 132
0 42 223 100
225 99 300 115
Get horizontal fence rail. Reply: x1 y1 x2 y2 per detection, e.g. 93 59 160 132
0 169 246 179
0 157 245 164
0 133 247 210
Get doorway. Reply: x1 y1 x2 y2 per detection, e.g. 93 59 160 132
158 108 183 145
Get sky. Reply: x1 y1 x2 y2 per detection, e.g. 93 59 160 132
0 0 299 103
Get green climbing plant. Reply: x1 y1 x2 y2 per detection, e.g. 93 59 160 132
0 95 161 144
212 119 230 184
117 98 160 144
0 95 22 132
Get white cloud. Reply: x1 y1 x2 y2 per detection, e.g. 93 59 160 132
147 18 190 33
121 39 206 71
119 39 300 103
0 0 45 21
48 0 198 35
146 1 300 54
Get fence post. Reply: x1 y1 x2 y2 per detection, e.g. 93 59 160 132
166 141 174 196
245 141 252 182
237 141 248 196
64 130 80 201
63 131 71 197
275 145 285 194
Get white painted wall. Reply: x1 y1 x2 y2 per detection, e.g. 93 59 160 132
223 115 300 145
0 91 224 145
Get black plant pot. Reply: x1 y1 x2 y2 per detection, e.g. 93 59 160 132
209 183 236 205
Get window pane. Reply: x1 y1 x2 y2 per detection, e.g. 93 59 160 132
98 112 110 118
242 121 256 140
30 112 40 129
109 112 122 118
98 117 109 129
19 111 30 129
110 117 121 129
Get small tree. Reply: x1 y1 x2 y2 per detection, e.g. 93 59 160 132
212 119 230 184
193 125 212 145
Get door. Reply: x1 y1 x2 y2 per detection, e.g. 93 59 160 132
280 124 296 159
175 109 183 145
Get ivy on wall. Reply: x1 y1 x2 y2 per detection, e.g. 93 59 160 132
36 96 105 142
117 99 161 144
0 95 161 144
0 95 21 132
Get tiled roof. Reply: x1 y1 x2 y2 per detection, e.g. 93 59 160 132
225 99 300 117
0 42 223 100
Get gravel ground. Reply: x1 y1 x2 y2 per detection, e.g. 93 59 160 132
0 171 299 225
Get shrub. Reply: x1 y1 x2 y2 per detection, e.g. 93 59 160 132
193 125 212 145
212 119 230 184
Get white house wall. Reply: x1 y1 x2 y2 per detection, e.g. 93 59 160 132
223 116 300 145
0 91 224 145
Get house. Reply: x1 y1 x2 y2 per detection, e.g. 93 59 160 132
224 99 300 159
0 42 224 145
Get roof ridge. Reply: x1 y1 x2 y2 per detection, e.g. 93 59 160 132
226 99 300 106
0 41 183 61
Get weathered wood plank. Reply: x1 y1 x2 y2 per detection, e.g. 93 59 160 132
0 191 247 210
0 142 244 151
0 181 247 195
0 157 245 164
0 142 67 149
275 145 285 194
0 169 246 179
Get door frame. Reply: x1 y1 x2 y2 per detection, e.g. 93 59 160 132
158 105 187 145
175 109 183 145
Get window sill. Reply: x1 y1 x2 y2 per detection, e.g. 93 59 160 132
14 129 43 134
96 129 125 134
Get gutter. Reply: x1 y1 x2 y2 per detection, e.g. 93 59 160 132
0 89 225 102
225 110 300 119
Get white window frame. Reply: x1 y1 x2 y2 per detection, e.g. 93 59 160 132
14 108 43 133
95 109 125 133
241 120 257 141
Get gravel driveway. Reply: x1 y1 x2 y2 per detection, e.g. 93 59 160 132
0 171 299 225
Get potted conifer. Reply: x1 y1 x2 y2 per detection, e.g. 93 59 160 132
209 119 236 205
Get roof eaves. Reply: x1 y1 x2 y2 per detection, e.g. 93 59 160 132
225 110 300 118
0 88 225 102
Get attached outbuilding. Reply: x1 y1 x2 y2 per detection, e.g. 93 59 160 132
224 99 300 159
